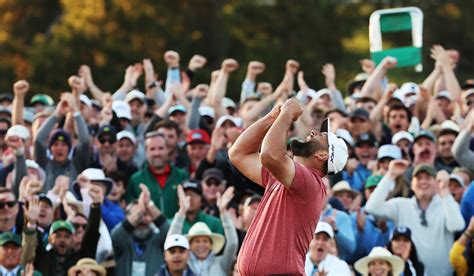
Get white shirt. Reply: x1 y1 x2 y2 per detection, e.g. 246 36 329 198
304 253 351 276
0 265 21 276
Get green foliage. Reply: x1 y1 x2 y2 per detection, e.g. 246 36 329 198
1 0 473 100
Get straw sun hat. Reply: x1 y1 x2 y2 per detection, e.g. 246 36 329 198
185 222 225 254
354 247 405 275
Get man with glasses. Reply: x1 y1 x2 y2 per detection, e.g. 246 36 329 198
366 160 465 276
201 168 227 217
0 188 20 235
92 125 118 173
125 131 189 219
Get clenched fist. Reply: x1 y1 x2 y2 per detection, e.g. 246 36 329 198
281 98 303 121
13 80 29 96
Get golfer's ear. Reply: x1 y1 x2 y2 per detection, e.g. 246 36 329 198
315 151 328 162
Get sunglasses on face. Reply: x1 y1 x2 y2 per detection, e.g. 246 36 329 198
0 201 17 209
204 179 222 186
99 138 116 144
73 223 87 230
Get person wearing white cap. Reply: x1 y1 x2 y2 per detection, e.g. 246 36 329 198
229 98 348 275
354 246 405 276
435 121 460 173
304 221 351 276
158 234 195 276
391 131 414 161
435 90 454 119
377 144 402 174
115 130 139 182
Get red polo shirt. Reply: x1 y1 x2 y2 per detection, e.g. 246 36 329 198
149 164 171 189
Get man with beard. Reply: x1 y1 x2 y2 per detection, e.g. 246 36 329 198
126 132 189 218
112 184 170 276
31 185 102 276
229 98 348 275
304 222 351 275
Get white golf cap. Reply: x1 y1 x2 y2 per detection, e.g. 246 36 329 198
439 120 460 135
116 130 136 145
392 131 414 145
199 106 215 119
5 125 30 140
79 94 92 107
315 221 334 238
321 118 348 175
216 115 242 128
222 97 237 109
124 89 146 103
436 90 452 101
112 101 132 120
335 128 354 147
314 88 332 99
463 89 474 99
450 174 465 188
399 82 420 95
164 234 190 250
377 144 402 160
168 105 187 115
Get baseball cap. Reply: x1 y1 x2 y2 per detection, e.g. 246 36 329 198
436 90 452 101
0 107 12 116
202 168 225 183
186 129 210 145
50 220 75 235
438 120 460 137
0 93 12 103
116 130 136 145
216 115 242 128
112 101 132 120
414 130 435 143
182 180 202 196
164 234 190 250
355 132 378 147
5 125 30 140
97 125 117 142
347 73 369 94
412 163 436 178
23 109 35 124
365 175 383 189
48 129 72 150
463 89 474 99
124 90 146 104
26 159 40 170
320 118 349 175
199 106 215 119
391 131 414 145
168 105 187 116
243 194 262 207
0 232 21 247
349 108 369 121
390 226 412 241
377 144 402 160
222 97 237 109
79 95 92 107
38 193 53 207
335 129 354 147
315 221 334 238
399 82 420 95
73 168 114 196
30 94 54 106
449 174 465 188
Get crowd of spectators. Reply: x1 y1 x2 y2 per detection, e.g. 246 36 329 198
1 45 474 275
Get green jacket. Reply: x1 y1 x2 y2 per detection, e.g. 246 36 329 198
126 162 189 218
180 211 224 235
0 265 42 276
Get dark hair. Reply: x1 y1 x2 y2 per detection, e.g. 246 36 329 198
0 117 12 128
0 187 16 200
155 119 181 137
386 236 424 275
388 104 412 124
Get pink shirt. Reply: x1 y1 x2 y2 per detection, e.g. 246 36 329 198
237 160 326 275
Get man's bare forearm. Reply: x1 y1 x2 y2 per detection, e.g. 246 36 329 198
229 114 275 156
261 113 292 161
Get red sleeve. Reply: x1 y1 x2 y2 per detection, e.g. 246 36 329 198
261 166 272 189
289 161 326 203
